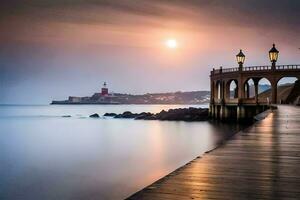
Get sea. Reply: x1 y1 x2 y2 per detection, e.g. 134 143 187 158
0 104 244 200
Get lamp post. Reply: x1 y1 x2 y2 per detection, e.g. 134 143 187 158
269 44 279 70
236 49 245 102
236 49 245 71
269 44 279 104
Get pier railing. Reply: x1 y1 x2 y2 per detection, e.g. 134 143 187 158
222 67 239 73
276 65 300 70
212 64 300 75
244 66 271 71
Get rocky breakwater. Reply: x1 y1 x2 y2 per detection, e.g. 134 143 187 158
104 107 209 121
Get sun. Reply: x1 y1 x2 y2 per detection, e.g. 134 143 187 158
165 39 177 49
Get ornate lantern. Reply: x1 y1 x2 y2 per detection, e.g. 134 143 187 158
236 49 245 65
269 44 279 64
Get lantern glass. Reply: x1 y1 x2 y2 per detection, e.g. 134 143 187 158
269 44 279 63
236 49 245 65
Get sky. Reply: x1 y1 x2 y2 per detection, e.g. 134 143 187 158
0 0 300 104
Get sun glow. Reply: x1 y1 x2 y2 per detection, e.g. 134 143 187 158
166 39 177 49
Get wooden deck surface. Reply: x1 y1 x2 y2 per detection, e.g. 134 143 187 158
127 106 300 200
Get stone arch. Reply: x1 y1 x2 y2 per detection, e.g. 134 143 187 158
276 76 299 85
243 78 255 99
257 77 272 104
225 79 238 99
276 76 299 104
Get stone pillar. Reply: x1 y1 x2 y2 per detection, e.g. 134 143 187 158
253 78 259 104
216 82 220 100
209 79 214 118
220 106 225 120
214 82 218 100
214 105 218 119
237 106 245 121
209 105 214 117
245 82 249 98
225 81 230 100
238 62 244 101
220 106 229 120
221 81 225 101
224 106 230 119
234 80 239 98
271 82 277 104
210 80 214 104
234 88 238 98
238 79 243 99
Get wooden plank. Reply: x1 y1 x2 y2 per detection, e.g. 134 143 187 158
126 106 300 200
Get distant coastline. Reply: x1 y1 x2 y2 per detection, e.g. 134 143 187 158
51 90 211 105
51 81 210 105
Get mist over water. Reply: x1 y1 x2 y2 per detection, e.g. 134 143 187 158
0 104 244 200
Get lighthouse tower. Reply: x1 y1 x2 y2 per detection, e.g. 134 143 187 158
101 82 109 96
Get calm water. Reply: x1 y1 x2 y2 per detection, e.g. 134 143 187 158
0 104 243 200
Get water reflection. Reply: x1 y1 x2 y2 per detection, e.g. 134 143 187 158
0 105 243 200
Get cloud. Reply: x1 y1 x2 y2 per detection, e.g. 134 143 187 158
1 0 299 49
1 0 299 57
1 0 300 29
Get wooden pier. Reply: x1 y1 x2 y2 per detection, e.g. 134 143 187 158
127 106 300 200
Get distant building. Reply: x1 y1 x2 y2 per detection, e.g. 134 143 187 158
101 82 108 96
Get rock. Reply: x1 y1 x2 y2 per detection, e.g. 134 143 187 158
104 113 117 117
114 111 138 119
89 113 100 118
112 108 209 121
135 112 154 120
155 107 209 121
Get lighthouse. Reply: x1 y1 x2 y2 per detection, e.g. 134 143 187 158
101 82 109 96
